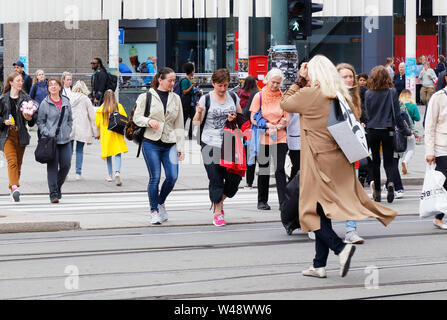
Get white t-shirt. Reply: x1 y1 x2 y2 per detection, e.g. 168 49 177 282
199 91 239 148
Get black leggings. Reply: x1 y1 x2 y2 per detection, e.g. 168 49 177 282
368 128 396 191
435 156 447 220
201 143 242 204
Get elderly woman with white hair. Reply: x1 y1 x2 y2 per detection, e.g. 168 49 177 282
249 68 290 210
280 55 398 279
69 80 97 180
393 62 406 97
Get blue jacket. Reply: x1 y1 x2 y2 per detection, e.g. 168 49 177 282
29 80 48 105
247 109 267 166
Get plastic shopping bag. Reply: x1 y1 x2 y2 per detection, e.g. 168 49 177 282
419 164 447 218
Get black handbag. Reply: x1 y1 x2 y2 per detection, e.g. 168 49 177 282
108 111 128 135
389 90 408 153
35 106 65 164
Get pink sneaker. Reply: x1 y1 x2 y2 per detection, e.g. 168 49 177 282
213 214 226 226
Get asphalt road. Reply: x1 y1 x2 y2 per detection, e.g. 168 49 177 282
0 212 446 301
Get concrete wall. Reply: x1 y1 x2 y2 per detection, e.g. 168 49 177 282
3 20 108 78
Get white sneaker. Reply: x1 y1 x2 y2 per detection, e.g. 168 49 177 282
115 172 122 186
150 211 162 225
344 231 365 244
395 190 404 199
158 204 168 222
302 266 327 278
75 174 82 181
307 232 316 240
339 244 356 277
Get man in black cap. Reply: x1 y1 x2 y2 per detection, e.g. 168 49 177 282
13 61 32 94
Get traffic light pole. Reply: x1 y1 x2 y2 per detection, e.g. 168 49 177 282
271 0 289 46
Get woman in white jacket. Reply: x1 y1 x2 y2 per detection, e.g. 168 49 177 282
69 81 97 180
425 81 447 230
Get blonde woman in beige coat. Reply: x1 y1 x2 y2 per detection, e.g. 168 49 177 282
280 55 398 279
69 80 97 180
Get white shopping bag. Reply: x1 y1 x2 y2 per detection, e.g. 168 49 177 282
419 164 447 218
327 92 370 163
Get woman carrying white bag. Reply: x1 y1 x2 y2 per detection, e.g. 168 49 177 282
424 86 447 229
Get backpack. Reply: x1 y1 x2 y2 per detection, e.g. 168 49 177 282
196 91 237 145
139 61 148 73
173 78 187 96
125 91 152 157
106 72 118 92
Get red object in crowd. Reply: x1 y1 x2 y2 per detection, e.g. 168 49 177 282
220 118 252 177
249 55 268 89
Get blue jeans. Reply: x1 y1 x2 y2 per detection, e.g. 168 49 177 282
106 154 122 175
70 140 85 175
345 220 357 233
142 140 179 212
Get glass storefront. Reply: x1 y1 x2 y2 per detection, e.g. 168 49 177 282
165 18 238 74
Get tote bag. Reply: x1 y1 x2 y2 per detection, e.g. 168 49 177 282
35 107 65 164
419 164 447 218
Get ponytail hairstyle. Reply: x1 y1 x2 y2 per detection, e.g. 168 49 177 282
2 72 23 94
94 58 106 71
151 67 175 89
102 90 118 124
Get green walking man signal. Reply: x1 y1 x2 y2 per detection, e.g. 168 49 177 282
288 0 324 40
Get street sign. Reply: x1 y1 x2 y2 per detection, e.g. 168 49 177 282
119 28 124 45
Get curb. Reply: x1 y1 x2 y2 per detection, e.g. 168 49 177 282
0 221 81 234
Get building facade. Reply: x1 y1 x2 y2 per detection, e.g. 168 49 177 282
1 0 446 84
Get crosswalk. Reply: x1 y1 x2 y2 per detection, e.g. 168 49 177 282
0 185 422 215
0 189 277 215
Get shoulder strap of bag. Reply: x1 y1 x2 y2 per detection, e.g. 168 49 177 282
229 90 237 106
388 89 397 126
136 91 152 158
55 106 66 137
197 93 211 145
145 91 152 117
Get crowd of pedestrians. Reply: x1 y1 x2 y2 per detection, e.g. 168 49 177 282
1 53 446 279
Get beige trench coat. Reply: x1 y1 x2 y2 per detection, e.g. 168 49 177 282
69 92 97 144
280 84 398 232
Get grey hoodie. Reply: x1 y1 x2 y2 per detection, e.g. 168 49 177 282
37 95 73 144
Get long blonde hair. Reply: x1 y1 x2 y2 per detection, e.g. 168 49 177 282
307 55 352 104
336 63 362 120
72 80 90 96
102 90 118 124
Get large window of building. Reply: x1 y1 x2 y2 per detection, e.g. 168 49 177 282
166 18 238 74
293 17 363 73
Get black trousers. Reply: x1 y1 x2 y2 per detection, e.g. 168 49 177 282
201 142 242 204
257 143 288 205
183 96 195 139
368 129 396 191
244 144 256 187
313 203 346 268
387 155 403 191
46 142 71 201
288 149 301 181
435 156 447 220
